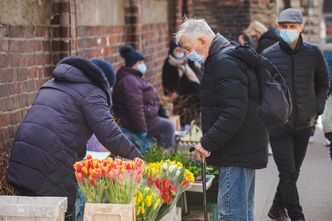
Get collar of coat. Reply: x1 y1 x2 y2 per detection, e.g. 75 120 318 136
279 35 303 55
205 33 233 67
58 56 111 106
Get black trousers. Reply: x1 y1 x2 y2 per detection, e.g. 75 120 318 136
269 127 311 220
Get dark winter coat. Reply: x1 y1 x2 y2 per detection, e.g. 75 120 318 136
201 33 268 169
112 67 160 134
263 37 330 129
256 27 279 54
7 57 141 211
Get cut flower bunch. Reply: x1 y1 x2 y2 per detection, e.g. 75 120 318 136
74 155 144 203
134 185 162 221
144 159 194 219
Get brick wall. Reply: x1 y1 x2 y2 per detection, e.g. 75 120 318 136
0 0 281 194
251 0 277 27
191 0 251 40
191 0 277 40
76 26 127 71
0 0 176 194
141 23 169 90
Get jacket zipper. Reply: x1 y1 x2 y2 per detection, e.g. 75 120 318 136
291 54 297 126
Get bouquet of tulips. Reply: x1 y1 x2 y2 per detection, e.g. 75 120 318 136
134 185 162 221
144 159 195 220
74 155 144 204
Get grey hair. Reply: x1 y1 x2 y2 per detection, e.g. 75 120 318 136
175 17 215 42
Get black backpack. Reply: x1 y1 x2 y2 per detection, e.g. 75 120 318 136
223 44 292 129
254 54 293 129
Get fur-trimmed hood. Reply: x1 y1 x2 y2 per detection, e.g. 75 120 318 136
53 56 111 105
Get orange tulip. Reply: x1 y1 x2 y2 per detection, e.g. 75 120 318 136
93 161 99 169
87 154 92 160
76 172 83 183
115 158 123 166
81 166 89 177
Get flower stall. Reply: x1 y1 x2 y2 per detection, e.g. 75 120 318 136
74 155 194 221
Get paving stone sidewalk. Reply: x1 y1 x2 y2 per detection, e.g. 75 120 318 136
255 127 332 221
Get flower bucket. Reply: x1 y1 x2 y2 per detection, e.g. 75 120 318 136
0 196 67 221
159 206 181 221
83 201 135 221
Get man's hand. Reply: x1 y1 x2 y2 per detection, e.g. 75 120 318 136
195 143 211 161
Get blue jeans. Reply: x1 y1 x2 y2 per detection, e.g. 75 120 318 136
218 167 255 221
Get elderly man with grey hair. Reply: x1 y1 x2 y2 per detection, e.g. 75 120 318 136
176 18 268 221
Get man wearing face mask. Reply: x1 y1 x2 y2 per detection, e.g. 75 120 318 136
176 18 268 221
162 38 203 128
112 45 175 148
263 8 329 221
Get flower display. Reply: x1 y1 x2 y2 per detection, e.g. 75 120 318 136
144 159 194 219
134 185 162 221
74 155 144 204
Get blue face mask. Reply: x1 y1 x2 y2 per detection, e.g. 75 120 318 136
136 63 147 74
188 50 204 63
174 52 185 59
280 29 299 45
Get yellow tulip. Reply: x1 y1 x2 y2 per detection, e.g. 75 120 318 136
154 198 161 210
146 195 152 207
141 202 145 214
138 192 143 203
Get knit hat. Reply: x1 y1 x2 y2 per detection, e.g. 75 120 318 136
168 38 179 56
119 45 145 67
90 59 116 87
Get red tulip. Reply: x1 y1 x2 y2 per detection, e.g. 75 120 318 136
89 176 96 186
135 174 142 183
118 173 125 182
87 154 92 160
107 171 115 180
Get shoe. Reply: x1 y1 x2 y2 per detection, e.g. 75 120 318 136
268 143 273 155
268 205 289 221
309 136 314 143
324 138 330 147
293 219 305 221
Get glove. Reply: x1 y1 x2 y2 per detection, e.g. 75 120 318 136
137 132 147 139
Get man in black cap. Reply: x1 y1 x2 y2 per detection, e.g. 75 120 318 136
263 8 329 221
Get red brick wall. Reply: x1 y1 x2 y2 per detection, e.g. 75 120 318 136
76 26 127 71
192 0 251 40
0 1 176 194
191 0 276 40
141 23 169 91
0 25 52 145
0 25 54 194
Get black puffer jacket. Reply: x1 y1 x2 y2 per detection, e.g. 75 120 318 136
256 27 279 54
201 33 268 169
7 57 142 212
263 37 329 129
